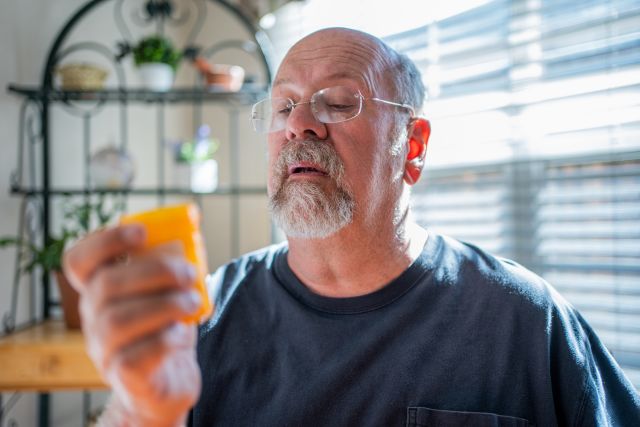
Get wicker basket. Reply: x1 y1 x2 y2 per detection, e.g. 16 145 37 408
57 63 108 90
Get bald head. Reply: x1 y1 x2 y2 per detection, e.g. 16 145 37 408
277 28 426 115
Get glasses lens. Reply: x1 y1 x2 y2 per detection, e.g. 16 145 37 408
313 86 362 124
251 97 291 133
250 88 363 133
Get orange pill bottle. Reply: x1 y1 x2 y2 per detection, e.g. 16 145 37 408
119 203 213 323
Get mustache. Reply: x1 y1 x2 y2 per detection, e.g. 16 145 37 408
274 139 345 182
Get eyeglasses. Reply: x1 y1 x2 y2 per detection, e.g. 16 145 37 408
251 85 415 134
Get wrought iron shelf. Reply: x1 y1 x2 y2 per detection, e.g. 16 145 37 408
7 84 267 104
10 186 268 196
3 0 274 424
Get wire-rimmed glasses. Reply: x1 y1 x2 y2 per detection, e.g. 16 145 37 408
251 85 415 134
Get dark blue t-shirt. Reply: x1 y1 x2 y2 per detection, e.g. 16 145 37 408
189 233 640 426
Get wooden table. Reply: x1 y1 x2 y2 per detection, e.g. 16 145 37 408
0 320 106 391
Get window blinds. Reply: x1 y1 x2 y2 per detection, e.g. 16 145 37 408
390 0 640 388
412 153 640 389
384 0 640 165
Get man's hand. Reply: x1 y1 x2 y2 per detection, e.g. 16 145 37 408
63 224 202 426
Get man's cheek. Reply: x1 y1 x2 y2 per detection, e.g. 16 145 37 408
267 163 283 197
267 173 277 197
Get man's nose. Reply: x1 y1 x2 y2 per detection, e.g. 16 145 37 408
285 101 328 141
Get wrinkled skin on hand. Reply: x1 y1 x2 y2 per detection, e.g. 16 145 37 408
63 225 202 426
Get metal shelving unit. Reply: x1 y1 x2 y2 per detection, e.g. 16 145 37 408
1 1 273 425
7 84 267 103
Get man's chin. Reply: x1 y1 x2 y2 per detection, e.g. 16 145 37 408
272 179 325 202
269 181 354 240
273 212 348 240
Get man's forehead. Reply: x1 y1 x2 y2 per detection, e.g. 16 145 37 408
273 34 390 92
272 71 364 89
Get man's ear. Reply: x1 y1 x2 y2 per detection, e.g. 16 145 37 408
403 118 431 185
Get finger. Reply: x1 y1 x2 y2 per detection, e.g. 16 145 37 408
124 240 185 262
63 225 146 291
116 348 201 412
93 289 202 367
140 240 185 257
86 252 196 311
113 322 197 380
108 325 201 424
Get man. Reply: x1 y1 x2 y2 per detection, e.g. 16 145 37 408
64 28 639 426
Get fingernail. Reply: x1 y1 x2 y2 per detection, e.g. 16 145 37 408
122 225 144 244
183 263 197 285
184 290 202 312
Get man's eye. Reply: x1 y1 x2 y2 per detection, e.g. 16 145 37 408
276 105 293 114
327 103 355 111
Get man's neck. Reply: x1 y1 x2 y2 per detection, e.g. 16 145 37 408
286 221 427 298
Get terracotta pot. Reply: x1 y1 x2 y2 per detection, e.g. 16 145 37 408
54 270 81 329
204 64 245 92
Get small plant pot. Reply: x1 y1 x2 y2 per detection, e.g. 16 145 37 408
174 159 218 193
191 159 218 193
204 64 245 92
54 270 81 329
138 63 174 91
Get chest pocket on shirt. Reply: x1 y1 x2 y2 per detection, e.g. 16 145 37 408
406 407 531 427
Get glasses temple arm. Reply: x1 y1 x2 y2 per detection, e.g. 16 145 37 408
370 97 415 117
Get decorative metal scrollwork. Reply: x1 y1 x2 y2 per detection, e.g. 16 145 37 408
114 0 206 66
144 0 174 19
52 41 126 117
2 197 43 335
12 99 42 191
0 392 22 427
115 0 204 42
1 311 16 335
115 40 132 62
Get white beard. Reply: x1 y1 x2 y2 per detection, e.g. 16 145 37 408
271 180 354 239
269 140 354 239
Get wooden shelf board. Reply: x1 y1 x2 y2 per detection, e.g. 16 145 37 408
0 320 107 391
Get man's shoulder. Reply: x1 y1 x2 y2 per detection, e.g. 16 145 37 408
201 243 287 327
432 234 582 351
433 233 562 312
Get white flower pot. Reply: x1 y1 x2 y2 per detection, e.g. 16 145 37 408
174 159 218 193
191 159 218 193
138 63 174 91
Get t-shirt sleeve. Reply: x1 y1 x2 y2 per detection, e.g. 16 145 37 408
549 302 640 426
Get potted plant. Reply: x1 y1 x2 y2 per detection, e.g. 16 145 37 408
132 35 182 91
171 125 220 193
0 196 123 328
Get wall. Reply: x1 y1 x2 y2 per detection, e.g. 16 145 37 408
0 0 272 425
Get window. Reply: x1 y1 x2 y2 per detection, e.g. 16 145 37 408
385 0 640 388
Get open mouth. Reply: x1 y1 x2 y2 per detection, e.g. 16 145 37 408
288 163 328 176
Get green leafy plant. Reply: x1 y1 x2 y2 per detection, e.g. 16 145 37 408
0 196 123 274
173 125 219 164
132 35 182 71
